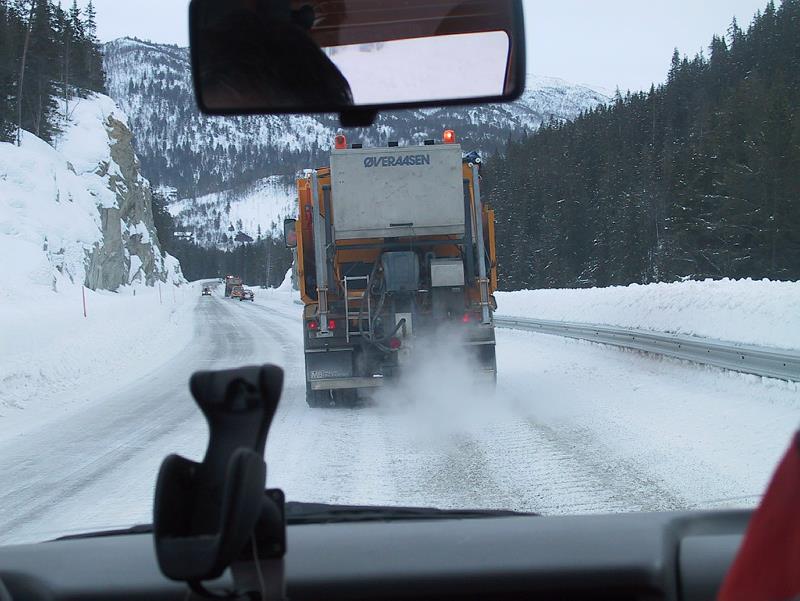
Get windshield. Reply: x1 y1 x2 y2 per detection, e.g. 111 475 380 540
1 0 798 545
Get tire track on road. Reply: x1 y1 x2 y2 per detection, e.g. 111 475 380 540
0 294 258 543
238 296 655 514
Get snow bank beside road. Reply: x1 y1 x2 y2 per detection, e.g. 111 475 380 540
0 282 197 445
496 279 800 351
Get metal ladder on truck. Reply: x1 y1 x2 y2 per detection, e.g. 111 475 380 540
342 275 371 343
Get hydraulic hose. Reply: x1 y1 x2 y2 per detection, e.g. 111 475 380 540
358 259 381 339
356 258 404 354
386 318 407 339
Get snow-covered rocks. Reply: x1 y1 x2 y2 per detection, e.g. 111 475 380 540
0 131 103 296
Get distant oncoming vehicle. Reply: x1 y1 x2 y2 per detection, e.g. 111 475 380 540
230 285 244 299
241 289 255 302
202 287 211 296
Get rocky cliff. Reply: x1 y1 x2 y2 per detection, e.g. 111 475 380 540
82 109 179 289
0 93 183 297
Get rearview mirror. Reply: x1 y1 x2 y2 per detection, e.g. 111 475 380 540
189 0 525 124
284 218 298 249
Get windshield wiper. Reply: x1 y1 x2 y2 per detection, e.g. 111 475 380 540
283 502 537 524
55 523 153 541
53 503 536 541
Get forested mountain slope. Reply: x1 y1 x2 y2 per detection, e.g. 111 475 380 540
484 0 800 290
0 0 104 143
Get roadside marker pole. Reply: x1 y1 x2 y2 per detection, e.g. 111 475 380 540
82 286 87 318
158 283 163 305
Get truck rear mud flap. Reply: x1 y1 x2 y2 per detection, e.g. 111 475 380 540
305 348 383 399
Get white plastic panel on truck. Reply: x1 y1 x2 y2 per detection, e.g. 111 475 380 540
330 144 465 240
430 258 465 287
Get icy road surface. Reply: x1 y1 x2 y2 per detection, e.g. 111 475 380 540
1 286 798 544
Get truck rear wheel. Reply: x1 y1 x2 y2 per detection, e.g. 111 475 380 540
481 345 498 388
305 386 331 408
333 388 359 407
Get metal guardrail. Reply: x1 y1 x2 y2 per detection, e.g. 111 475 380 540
495 316 800 382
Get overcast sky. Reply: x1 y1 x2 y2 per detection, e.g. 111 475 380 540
90 0 773 93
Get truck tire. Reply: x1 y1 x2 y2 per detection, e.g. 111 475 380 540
481 345 498 388
332 388 359 407
306 385 332 408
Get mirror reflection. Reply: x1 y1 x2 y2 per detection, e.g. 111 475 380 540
284 219 298 249
323 32 509 105
191 0 519 112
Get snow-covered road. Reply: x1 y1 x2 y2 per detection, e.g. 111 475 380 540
1 287 798 544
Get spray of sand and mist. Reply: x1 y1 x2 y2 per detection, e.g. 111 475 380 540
371 324 502 437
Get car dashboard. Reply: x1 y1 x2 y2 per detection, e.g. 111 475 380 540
0 509 747 600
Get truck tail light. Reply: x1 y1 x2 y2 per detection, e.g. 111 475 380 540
307 320 319 331
443 130 456 144
334 134 347 149
389 337 402 350
462 313 472 323
328 319 337 331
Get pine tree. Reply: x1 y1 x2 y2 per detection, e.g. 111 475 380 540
0 0 108 142
52 2 73 118
0 0 21 141
24 0 59 140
